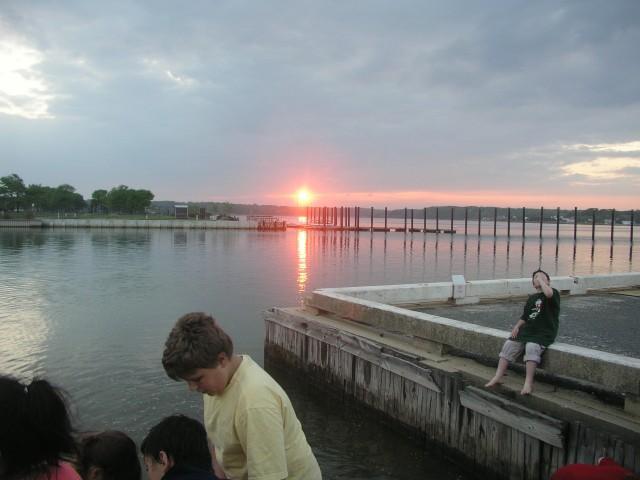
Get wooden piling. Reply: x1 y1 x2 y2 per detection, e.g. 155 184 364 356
539 207 544 238
631 210 635 243
451 207 454 233
370 207 374 232
592 210 596 241
556 207 560 239
611 209 615 242
334 207 337 226
465 207 468 235
404 208 408 233
494 208 497 237
522 207 526 238
385 207 388 230
436 207 440 231
574 207 578 241
507 207 511 238
423 207 427 231
478 208 482 236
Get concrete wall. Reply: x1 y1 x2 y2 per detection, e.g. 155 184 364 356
307 273 640 396
317 273 640 305
264 307 640 480
40 219 258 229
0 219 43 228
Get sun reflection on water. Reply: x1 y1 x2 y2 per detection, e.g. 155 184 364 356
296 229 308 293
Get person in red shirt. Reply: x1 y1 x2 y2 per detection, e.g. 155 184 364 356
551 457 637 480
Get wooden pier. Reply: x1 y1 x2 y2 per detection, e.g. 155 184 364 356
264 274 640 480
288 223 456 234
302 205 637 241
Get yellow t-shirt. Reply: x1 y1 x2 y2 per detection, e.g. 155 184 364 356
203 355 322 480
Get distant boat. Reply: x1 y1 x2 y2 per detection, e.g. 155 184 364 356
215 214 239 221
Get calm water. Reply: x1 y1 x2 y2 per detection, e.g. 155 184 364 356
0 225 637 479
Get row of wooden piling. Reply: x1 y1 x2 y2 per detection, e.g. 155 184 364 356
305 206 636 242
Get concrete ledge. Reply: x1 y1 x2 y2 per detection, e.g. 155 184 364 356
0 219 43 228
307 275 640 396
264 306 640 478
571 272 640 294
40 219 257 229
318 273 640 306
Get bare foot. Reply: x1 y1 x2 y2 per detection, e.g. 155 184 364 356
485 377 502 388
520 383 533 395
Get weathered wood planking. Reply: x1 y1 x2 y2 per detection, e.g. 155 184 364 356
459 387 566 449
265 311 640 480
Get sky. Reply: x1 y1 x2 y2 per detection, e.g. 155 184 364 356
1 1 639 208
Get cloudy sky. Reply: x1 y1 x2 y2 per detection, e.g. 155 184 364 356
1 1 639 208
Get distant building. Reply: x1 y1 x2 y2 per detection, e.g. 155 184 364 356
175 204 188 219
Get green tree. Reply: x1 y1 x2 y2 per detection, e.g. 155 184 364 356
105 185 154 213
106 185 129 212
91 189 109 213
50 184 86 212
0 173 26 212
25 184 51 212
129 189 154 213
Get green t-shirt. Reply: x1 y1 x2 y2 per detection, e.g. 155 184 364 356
515 288 560 347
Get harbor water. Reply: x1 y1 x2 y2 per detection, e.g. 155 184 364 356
0 225 637 479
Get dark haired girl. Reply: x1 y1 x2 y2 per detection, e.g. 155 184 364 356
0 375 81 480
77 430 141 480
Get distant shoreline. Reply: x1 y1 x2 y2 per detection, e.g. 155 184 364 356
0 218 259 229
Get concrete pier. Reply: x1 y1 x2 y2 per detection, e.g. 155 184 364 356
264 273 640 480
39 218 259 229
0 219 43 228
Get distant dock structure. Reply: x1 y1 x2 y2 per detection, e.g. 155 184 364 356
295 206 457 233
294 205 637 242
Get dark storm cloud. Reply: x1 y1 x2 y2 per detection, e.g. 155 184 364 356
1 0 639 205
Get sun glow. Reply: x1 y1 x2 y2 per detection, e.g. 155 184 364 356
296 188 312 206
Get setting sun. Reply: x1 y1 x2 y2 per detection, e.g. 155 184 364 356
296 188 312 206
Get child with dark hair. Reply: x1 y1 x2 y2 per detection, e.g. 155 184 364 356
162 313 321 480
485 269 561 395
77 430 141 480
140 414 220 480
0 375 81 480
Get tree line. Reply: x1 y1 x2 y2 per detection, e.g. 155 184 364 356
0 173 154 215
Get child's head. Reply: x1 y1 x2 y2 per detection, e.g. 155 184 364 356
532 269 550 288
0 376 76 478
78 430 141 480
140 414 212 480
162 312 233 380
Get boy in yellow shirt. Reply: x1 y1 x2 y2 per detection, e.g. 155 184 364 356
162 312 322 480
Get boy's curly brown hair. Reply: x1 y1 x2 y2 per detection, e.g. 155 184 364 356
162 312 233 380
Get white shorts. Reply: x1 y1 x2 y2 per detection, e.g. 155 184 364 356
499 339 545 364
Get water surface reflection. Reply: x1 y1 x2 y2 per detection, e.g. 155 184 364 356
0 228 637 479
